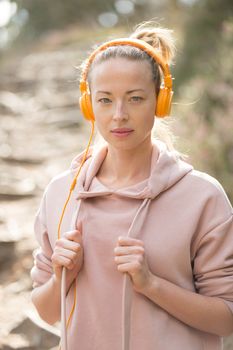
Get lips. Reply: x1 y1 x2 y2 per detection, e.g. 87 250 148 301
111 128 134 133
110 128 134 138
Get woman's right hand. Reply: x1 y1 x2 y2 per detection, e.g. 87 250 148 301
51 221 84 288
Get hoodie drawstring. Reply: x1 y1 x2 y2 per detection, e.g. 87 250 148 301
122 198 151 350
60 199 82 350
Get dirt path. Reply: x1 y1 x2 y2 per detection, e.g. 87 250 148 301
0 42 90 349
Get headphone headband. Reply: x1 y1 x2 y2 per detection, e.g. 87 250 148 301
80 38 172 92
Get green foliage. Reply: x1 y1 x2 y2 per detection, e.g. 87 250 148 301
175 0 233 85
174 0 233 201
12 0 147 43
14 0 114 39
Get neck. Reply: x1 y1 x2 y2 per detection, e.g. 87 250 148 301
97 137 157 184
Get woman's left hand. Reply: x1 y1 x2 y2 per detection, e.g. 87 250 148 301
114 236 152 293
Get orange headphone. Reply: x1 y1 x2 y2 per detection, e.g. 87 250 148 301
79 38 173 120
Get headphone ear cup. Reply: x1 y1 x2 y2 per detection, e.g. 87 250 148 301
155 88 173 118
79 92 95 122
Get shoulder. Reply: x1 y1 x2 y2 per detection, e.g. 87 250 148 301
188 169 223 189
185 168 232 217
189 169 229 196
43 149 93 202
43 169 73 198
49 168 73 187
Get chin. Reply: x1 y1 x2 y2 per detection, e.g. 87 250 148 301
108 139 144 152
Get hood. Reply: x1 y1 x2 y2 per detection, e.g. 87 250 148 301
68 140 193 350
70 140 193 200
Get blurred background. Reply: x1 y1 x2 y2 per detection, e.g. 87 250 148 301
0 0 233 349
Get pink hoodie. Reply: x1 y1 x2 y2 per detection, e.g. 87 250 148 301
31 140 233 350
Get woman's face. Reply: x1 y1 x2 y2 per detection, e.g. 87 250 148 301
90 57 156 151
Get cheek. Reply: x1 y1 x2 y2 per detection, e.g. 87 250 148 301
144 116 155 134
139 102 156 129
94 116 109 139
91 98 111 121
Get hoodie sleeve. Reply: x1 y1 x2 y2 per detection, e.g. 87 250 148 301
30 189 54 288
193 213 233 314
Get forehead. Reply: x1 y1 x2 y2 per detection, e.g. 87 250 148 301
89 57 153 89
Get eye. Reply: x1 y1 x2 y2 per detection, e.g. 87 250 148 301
98 98 112 104
130 96 143 102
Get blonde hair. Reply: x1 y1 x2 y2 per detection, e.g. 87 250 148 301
87 21 181 156
130 22 178 154
130 22 176 65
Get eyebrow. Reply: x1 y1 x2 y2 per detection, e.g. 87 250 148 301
96 89 145 95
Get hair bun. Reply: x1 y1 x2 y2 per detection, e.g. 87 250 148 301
130 23 176 65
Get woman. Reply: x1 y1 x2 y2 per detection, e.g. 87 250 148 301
30 23 233 350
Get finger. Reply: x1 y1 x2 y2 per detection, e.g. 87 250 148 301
64 230 82 244
117 237 144 247
117 262 141 273
114 245 144 256
52 255 75 270
115 255 143 264
53 247 79 265
56 238 81 253
76 220 82 234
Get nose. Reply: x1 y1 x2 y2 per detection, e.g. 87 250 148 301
112 100 128 121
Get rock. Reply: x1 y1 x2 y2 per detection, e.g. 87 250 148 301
1 156 44 166
0 92 26 115
0 177 37 201
44 108 81 128
0 314 60 350
0 241 16 267
0 208 5 224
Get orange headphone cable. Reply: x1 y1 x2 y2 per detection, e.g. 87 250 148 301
58 120 95 350
58 120 95 240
